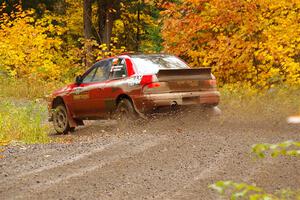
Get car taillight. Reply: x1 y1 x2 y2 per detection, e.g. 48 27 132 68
147 83 161 88
140 75 153 85
140 75 158 85
140 75 169 93
208 79 217 86
208 73 217 87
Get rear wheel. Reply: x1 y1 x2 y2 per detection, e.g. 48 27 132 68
53 104 72 134
115 99 138 123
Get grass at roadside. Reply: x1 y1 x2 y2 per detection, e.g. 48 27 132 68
0 100 50 146
0 77 66 146
0 77 64 100
219 84 300 123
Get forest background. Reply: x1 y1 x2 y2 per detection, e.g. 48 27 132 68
0 0 299 91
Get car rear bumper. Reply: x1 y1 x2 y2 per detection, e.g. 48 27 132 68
134 91 220 113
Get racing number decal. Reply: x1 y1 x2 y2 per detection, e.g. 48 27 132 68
128 75 142 86
73 93 90 100
72 87 90 100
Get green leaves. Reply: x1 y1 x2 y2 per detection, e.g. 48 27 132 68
209 181 300 200
209 181 277 200
211 140 300 199
252 141 300 158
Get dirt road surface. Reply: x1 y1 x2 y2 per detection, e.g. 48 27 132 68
1 104 300 200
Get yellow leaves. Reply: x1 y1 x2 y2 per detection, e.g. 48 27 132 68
91 37 126 61
0 141 9 147
0 4 79 81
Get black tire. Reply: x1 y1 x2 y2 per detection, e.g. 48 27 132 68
69 127 76 132
115 99 138 122
53 104 72 134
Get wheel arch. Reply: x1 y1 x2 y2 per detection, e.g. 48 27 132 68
116 94 133 106
51 96 79 128
52 96 66 109
115 94 146 118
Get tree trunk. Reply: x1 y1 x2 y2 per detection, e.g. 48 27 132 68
97 0 121 50
102 8 113 48
83 0 93 67
84 0 93 39
97 0 105 44
136 0 141 52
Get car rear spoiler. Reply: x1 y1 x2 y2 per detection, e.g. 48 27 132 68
156 68 212 81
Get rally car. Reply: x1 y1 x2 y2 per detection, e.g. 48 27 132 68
48 54 220 134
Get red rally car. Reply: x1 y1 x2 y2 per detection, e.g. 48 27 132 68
48 54 220 134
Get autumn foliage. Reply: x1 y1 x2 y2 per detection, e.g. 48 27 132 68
0 0 299 89
0 4 81 81
161 0 300 88
0 1 160 81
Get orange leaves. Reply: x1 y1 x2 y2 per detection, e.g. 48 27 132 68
161 0 300 88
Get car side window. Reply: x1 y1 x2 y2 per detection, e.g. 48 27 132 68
82 60 112 83
82 67 97 83
110 58 127 79
93 60 111 82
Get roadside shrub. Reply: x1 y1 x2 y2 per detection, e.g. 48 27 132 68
0 100 50 145
0 3 80 81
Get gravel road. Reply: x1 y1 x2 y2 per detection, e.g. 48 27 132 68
1 103 300 200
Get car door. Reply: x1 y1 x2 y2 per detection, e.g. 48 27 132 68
102 57 129 113
70 60 112 118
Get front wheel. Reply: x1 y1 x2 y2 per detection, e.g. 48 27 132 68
53 104 72 134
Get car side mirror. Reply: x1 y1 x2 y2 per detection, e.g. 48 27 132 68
75 75 82 85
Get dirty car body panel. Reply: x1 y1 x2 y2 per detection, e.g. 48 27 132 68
48 54 220 128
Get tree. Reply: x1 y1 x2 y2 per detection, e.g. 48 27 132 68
97 0 121 48
0 4 78 81
161 0 300 88
83 0 93 66
83 0 92 39
0 0 66 15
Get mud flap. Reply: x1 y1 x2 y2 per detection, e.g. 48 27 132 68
132 99 147 119
65 106 79 128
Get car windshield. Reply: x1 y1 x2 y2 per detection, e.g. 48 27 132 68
131 55 189 74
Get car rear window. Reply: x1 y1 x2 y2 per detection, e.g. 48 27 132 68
131 55 189 74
